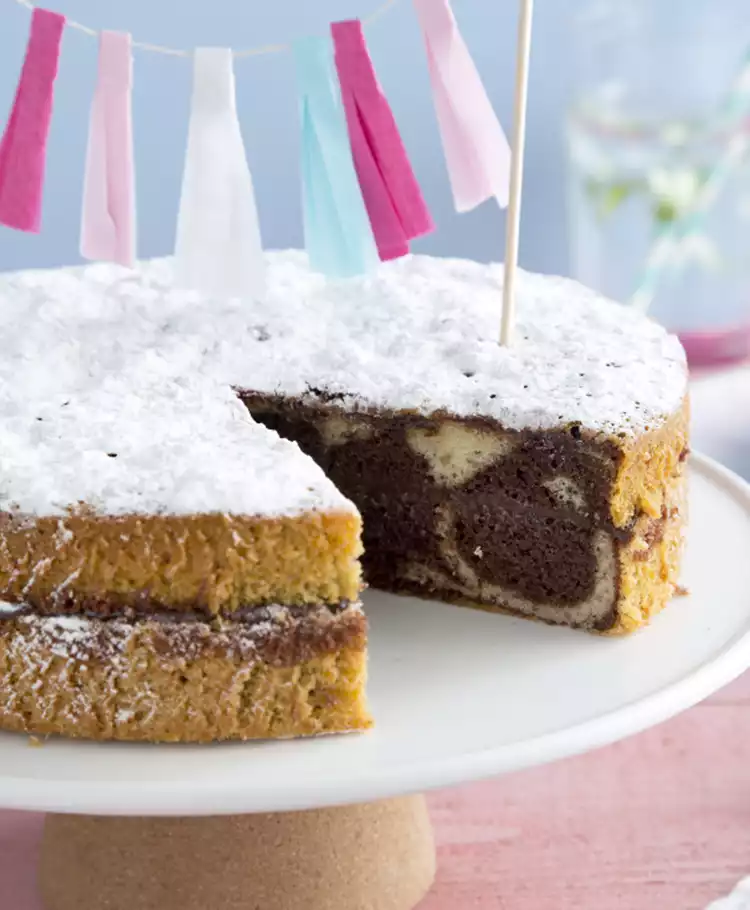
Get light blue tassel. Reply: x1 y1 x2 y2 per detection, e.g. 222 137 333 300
293 36 378 279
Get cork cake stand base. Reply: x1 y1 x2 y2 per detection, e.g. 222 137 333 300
1 456 750 910
39 797 436 910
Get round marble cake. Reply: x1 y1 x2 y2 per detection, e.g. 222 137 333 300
0 253 688 742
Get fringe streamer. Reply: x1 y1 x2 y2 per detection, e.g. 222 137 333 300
175 47 265 299
80 31 136 266
0 7 65 232
413 0 510 212
332 19 433 261
293 35 378 279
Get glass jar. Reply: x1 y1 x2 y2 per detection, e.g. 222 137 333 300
565 0 750 368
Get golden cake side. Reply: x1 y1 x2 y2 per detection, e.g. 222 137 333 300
609 396 690 634
0 604 371 743
0 509 362 616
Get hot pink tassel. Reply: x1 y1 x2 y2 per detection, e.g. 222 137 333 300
0 7 65 232
413 0 510 212
80 31 136 267
332 19 433 261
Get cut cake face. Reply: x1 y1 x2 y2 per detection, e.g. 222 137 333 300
242 399 688 634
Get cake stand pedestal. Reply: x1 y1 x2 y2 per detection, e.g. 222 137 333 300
39 797 436 910
0 455 748 910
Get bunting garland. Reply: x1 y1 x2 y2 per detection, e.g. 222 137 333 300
332 19 433 262
0 7 65 232
294 35 378 280
413 0 511 212
174 47 265 299
2 0 515 293
80 31 136 267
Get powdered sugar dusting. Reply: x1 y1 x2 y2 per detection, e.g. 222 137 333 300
0 373 353 518
38 614 100 659
0 251 686 518
225 253 686 435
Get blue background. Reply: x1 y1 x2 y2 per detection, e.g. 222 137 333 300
0 0 575 274
0 1 747 276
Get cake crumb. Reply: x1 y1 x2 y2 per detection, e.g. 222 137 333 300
674 584 690 597
28 735 44 748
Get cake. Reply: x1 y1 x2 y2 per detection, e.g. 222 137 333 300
0 252 688 741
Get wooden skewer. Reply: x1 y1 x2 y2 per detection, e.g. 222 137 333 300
500 0 534 346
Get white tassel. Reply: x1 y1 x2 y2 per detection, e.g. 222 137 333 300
174 47 265 300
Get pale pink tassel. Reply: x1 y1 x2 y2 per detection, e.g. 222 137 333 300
413 0 511 212
80 31 136 266
0 7 65 232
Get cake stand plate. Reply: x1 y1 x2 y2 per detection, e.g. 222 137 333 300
8 452 750 910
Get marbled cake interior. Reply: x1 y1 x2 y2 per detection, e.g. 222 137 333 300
244 397 688 633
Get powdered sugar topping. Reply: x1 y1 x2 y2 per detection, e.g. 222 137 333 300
0 251 686 518
0 371 354 518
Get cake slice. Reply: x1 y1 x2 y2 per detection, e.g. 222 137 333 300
0 378 370 742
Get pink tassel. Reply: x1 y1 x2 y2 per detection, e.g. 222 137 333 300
332 19 433 261
0 7 65 232
413 0 510 212
80 31 136 267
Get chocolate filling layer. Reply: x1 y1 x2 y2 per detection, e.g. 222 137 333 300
0 602 366 666
0 591 355 621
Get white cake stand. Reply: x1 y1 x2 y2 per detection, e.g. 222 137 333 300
3 453 750 910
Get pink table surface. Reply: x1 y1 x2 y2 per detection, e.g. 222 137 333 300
3 671 750 910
